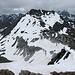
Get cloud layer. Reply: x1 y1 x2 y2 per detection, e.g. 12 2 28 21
0 0 75 14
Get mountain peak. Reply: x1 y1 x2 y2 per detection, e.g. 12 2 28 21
27 9 55 16
0 9 75 65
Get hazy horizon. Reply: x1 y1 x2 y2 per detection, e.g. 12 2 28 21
0 0 75 14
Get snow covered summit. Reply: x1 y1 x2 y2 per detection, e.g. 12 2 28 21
0 9 75 65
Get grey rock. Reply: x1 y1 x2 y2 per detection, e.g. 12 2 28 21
14 36 43 61
30 72 37 75
0 69 14 75
19 70 42 75
19 70 30 75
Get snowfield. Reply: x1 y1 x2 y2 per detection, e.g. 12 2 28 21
0 61 75 75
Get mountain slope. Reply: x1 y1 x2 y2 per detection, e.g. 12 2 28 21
0 9 75 65
57 10 75 20
0 13 24 39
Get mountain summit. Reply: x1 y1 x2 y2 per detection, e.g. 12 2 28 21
0 9 75 65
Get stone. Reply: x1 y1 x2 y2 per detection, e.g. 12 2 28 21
19 70 30 75
0 69 14 75
19 70 42 75
30 72 37 75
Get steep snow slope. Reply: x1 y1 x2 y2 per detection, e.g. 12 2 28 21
0 9 75 65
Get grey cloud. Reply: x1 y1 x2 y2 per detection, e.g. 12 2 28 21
0 0 75 14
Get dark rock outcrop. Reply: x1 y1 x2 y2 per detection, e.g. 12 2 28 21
28 9 55 16
0 69 14 75
14 36 43 61
0 56 12 63
53 22 64 32
48 49 66 65
51 71 75 75
19 70 42 75
19 70 30 75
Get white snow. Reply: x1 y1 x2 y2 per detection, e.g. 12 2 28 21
41 12 63 28
0 61 75 75
59 27 68 35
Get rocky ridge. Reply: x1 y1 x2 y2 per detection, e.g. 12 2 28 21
0 69 42 75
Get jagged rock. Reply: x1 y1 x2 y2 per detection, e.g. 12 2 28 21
39 21 45 27
14 36 43 61
30 38 39 42
48 49 66 65
53 22 64 32
36 73 42 75
51 71 75 75
19 70 30 75
28 9 55 16
0 56 12 63
51 71 59 75
19 70 42 75
63 52 71 60
30 73 42 75
30 72 37 75
0 69 14 75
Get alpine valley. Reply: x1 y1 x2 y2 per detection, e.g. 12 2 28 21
0 9 75 75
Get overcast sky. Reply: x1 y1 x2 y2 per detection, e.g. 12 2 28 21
0 0 75 14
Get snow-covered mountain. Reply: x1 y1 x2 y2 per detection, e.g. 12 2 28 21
57 10 75 20
0 13 24 29
0 9 75 74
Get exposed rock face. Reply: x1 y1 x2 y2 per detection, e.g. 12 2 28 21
48 48 70 65
0 69 42 75
27 9 55 16
19 70 42 75
0 69 14 75
51 71 75 75
19 70 30 75
14 36 44 61
41 20 75 50
0 56 12 63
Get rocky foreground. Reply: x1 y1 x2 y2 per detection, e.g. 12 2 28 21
51 71 75 75
0 69 75 75
0 69 42 75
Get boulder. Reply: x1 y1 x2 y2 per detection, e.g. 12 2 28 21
19 70 30 75
30 72 36 75
19 70 42 75
0 69 14 75
0 56 12 63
